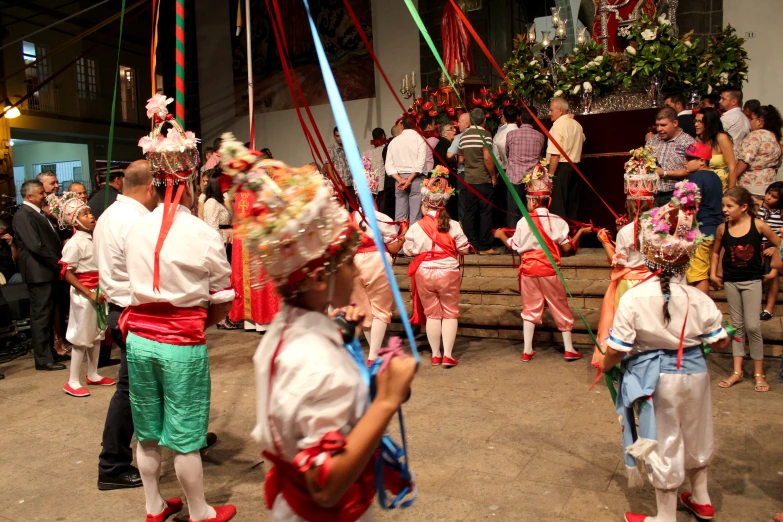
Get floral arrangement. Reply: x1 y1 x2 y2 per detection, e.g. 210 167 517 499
138 94 199 180
624 146 658 174
503 34 553 103
688 25 749 96
362 154 380 194
521 157 550 185
554 39 621 98
421 164 454 207
138 128 199 154
621 14 695 88
670 181 702 211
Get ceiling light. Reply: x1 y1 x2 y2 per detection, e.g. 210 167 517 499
3 105 20 119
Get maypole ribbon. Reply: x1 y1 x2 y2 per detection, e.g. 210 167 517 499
175 0 185 126
301 0 419 364
244 0 255 148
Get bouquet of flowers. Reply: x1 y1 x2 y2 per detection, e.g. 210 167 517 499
554 39 622 98
362 154 380 194
624 146 657 175
503 34 553 103
521 157 551 185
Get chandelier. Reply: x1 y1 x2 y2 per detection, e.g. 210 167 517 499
456 0 482 12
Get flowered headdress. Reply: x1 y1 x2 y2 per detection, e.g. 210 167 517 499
640 181 706 274
47 192 89 230
219 133 357 290
522 158 553 198
623 147 659 200
137 94 201 291
420 165 454 208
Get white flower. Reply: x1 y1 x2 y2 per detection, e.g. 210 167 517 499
658 14 671 25
560 65 567 72
573 47 580 52
642 29 657 41
684 80 692 85
707 85 713 94
595 76 602 82
586 61 597 68
719 72 730 84
606 71 612 77
594 55 604 63
554 90 564 97
573 85 581 94
684 40 692 48
519 73 525 81
618 26 631 37
529 60 538 66
145 94 173 120
583 82 593 93
534 74 540 79
625 46 637 55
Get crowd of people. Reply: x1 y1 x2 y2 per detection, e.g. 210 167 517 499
1 85 782 521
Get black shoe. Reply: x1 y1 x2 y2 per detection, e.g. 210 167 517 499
53 353 70 363
98 468 143 490
35 362 66 371
98 358 121 368
760 310 774 321
200 432 218 454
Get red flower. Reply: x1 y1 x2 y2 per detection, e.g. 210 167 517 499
437 99 446 107
471 97 482 106
502 100 511 107
416 114 423 123
496 87 504 95
416 97 423 106
481 101 492 109
494 109 502 117
422 101 434 111
428 110 438 117
480 87 490 95
446 107 455 116
422 86 432 94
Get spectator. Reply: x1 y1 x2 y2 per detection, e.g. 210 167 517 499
700 94 719 111
646 106 696 206
200 147 215 174
36 170 59 196
0 219 21 284
434 122 458 219
492 105 520 170
505 110 545 227
197 170 210 219
743 99 761 119
664 93 697 138
459 107 498 254
759 181 783 321
733 104 783 198
327 126 354 203
203 172 232 247
447 112 471 181
88 168 125 220
13 180 65 371
547 97 585 220
378 124 401 218
694 107 736 190
202 138 223 171
361 127 387 204
68 181 88 203
385 117 427 224
719 88 751 154
421 117 439 172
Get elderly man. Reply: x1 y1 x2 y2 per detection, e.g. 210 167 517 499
385 117 427 224
505 110 545 227
13 180 64 371
88 167 125 220
459 108 498 254
492 105 519 170
327 126 354 204
68 181 89 203
547 98 585 221
645 106 696 206
664 93 696 138
719 88 751 154
37 171 59 196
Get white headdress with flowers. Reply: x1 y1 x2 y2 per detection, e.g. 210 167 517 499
523 158 553 197
421 165 454 208
47 192 89 230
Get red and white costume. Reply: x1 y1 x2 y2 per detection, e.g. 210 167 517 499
61 229 103 347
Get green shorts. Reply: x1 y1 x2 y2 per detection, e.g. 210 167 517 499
126 333 211 454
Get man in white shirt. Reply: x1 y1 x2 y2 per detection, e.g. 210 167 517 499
719 89 751 154
385 117 427 224
492 105 519 169
547 97 585 220
94 160 158 491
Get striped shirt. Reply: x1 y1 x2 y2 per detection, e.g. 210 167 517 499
759 206 783 234
458 126 493 184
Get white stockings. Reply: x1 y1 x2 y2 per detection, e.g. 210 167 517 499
68 341 102 388
365 318 388 361
442 318 458 359
644 489 677 522
523 321 536 354
687 467 711 506
136 440 165 515
426 319 442 357
561 331 578 354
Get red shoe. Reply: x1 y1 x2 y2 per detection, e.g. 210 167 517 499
564 351 583 361
624 514 648 522
86 376 117 386
63 383 90 397
146 498 183 522
442 356 458 367
431 356 443 366
521 351 537 362
189 505 237 522
680 492 714 519
367 359 374 368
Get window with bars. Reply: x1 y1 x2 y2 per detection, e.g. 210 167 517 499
31 161 84 196
22 40 57 112
77 57 98 100
119 65 137 123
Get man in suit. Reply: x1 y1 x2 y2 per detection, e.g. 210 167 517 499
88 168 125 220
665 93 697 138
13 180 65 371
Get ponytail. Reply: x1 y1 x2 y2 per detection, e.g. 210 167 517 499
436 208 450 232
660 272 672 326
724 186 757 218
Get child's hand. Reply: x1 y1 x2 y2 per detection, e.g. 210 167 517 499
710 275 723 290
764 246 776 257
579 226 593 235
374 356 417 410
493 229 508 241
87 290 98 303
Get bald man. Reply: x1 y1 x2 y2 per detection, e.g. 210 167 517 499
95 160 158 490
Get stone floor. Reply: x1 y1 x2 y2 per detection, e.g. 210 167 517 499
1 329 782 521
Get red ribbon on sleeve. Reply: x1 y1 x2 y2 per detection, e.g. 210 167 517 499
293 431 347 489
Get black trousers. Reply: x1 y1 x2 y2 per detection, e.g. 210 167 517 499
98 305 135 477
377 176 396 218
550 163 581 221
505 183 526 228
461 183 494 251
28 282 56 366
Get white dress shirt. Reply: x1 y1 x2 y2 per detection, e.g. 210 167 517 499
613 223 646 268
93 195 150 308
720 107 751 154
403 211 469 268
506 208 570 253
385 129 427 176
126 205 234 308
492 122 518 168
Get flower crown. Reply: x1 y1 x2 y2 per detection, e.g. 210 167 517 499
138 94 200 185
421 165 454 208
624 146 659 199
522 158 553 197
47 192 89 230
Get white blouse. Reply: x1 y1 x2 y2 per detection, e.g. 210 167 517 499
612 222 646 268
203 197 231 243
403 211 469 268
506 208 570 253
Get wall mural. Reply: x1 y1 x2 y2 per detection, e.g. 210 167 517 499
230 0 376 115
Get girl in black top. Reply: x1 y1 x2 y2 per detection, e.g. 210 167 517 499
710 187 780 391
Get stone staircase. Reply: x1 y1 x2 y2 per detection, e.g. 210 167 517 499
387 248 783 356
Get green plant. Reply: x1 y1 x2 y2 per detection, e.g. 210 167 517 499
502 34 553 103
692 25 750 96
554 39 622 98
621 14 692 88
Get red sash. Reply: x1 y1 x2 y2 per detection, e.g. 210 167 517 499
118 302 208 345
408 215 458 326
350 212 379 254
518 212 561 278
76 271 99 290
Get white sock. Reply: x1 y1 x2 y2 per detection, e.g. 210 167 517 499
426 319 442 357
68 346 85 388
136 440 165 515
442 318 458 359
562 331 578 354
645 489 677 522
368 318 387 360
523 321 536 354
173 451 216 521
687 467 711 506
85 341 102 382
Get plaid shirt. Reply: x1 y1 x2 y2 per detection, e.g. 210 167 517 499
645 130 695 193
327 142 351 187
505 124 546 184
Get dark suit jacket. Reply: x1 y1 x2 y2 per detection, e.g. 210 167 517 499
678 113 697 138
88 185 120 221
13 204 62 284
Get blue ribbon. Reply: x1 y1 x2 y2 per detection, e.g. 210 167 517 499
301 0 419 364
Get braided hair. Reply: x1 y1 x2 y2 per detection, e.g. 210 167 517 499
659 270 673 326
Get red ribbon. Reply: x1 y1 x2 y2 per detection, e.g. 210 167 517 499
152 182 185 293
293 431 347 489
119 302 208 345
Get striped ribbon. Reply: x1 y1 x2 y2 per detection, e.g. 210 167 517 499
175 0 185 126
301 0 419 364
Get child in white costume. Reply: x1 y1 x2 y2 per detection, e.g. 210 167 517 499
599 182 729 522
403 167 470 367
218 136 417 521
50 192 114 397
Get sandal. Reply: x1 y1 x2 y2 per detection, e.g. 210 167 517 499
718 371 743 388
754 373 770 392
